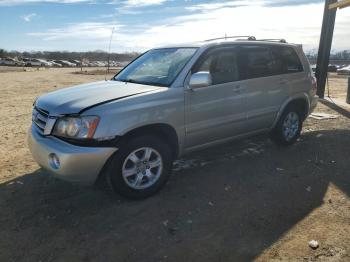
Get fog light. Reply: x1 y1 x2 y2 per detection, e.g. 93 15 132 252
49 153 60 169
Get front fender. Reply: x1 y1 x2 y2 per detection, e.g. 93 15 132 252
82 88 186 154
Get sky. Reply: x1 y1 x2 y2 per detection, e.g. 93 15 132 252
0 0 349 53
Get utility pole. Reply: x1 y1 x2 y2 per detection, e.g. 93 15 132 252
107 27 115 75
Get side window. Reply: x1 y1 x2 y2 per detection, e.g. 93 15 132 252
239 46 279 80
193 48 239 85
272 46 304 74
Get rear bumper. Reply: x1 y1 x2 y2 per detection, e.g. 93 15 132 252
309 95 318 114
28 126 117 185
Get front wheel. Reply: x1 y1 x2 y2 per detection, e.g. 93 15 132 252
270 105 303 146
108 135 173 199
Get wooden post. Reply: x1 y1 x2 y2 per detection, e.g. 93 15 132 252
316 0 337 98
347 77 350 104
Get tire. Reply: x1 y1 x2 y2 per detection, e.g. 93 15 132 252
107 135 173 199
270 105 303 146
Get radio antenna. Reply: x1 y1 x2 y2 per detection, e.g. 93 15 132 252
105 26 115 81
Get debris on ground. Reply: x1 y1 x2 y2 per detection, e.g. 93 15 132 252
224 185 232 191
167 227 177 236
208 201 214 206
6 181 23 186
173 159 199 171
308 240 319 250
306 186 312 192
312 156 324 169
162 220 169 227
313 246 347 259
309 113 338 120
276 168 284 171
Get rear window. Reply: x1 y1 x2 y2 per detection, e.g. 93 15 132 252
271 46 304 74
238 45 303 80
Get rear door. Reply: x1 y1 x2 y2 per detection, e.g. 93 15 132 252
270 45 306 97
184 46 247 148
238 45 289 130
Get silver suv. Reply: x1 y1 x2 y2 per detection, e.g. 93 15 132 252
28 37 318 199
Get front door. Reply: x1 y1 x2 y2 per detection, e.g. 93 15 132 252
184 47 247 149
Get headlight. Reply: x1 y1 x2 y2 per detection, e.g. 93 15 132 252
53 116 99 139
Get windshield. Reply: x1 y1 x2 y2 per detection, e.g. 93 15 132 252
114 48 197 87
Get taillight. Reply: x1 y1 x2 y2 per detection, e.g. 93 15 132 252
311 76 317 94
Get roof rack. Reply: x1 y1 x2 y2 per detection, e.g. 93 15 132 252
258 39 287 43
204 36 256 42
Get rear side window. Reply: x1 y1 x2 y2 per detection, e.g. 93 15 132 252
193 48 240 85
271 46 304 74
238 46 280 80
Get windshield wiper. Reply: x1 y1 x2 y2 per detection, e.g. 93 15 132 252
117 78 168 87
113 78 139 83
123 78 140 84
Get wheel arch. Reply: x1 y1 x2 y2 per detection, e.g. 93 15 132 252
95 123 179 187
116 123 180 160
272 95 310 128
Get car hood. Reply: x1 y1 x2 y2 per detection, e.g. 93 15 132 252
35 80 163 115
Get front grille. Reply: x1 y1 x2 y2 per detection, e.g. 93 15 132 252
32 107 50 134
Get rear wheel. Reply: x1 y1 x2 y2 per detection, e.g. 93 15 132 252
108 135 173 199
271 105 303 146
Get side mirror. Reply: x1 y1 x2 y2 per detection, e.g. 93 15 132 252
189 71 212 89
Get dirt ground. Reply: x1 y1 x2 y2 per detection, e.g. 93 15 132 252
0 67 349 262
